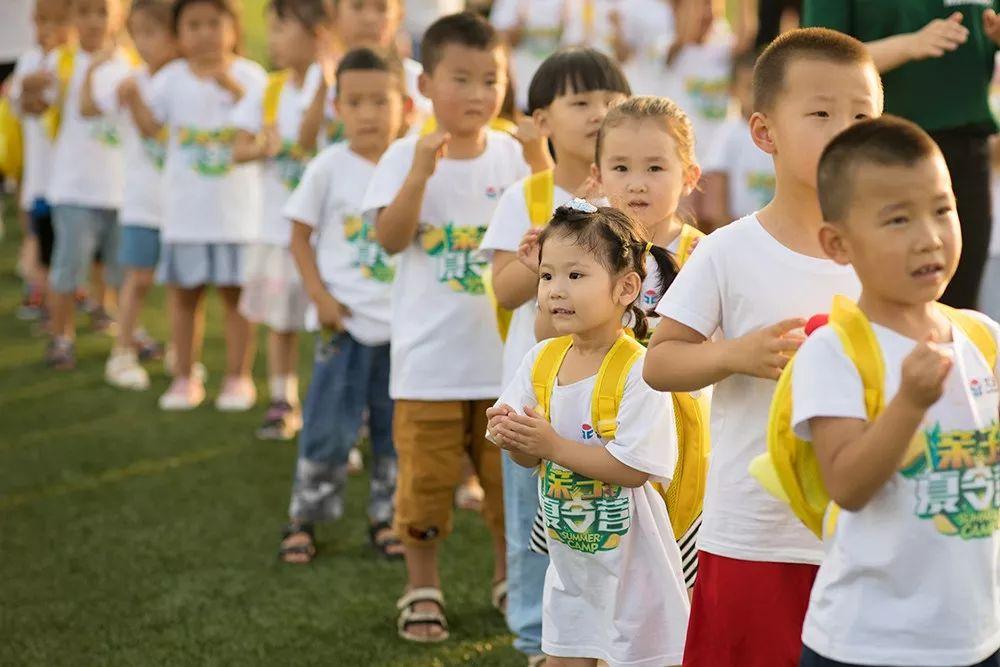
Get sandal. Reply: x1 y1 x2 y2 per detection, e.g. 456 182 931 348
278 522 316 564
397 587 449 643
491 578 508 614
369 521 404 560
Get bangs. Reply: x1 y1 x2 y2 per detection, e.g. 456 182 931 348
527 48 631 114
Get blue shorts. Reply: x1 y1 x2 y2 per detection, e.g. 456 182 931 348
156 242 244 288
49 205 122 293
118 225 161 270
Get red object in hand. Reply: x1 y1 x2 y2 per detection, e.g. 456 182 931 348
805 314 829 336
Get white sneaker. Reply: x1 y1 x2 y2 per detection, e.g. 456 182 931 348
215 377 257 412
158 377 206 411
105 348 150 391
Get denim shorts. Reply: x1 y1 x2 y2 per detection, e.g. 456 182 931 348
118 225 161 270
49 205 122 293
156 242 244 288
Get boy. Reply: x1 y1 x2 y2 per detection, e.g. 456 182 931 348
362 12 529 642
794 115 1000 667
277 48 410 564
643 28 883 666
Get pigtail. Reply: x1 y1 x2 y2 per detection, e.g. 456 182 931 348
647 244 679 311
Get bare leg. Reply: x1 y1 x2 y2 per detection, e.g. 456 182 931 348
116 268 154 350
48 290 76 340
267 329 299 402
172 286 205 379
218 286 255 379
402 544 447 640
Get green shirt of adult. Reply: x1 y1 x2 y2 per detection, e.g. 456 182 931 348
804 1 999 133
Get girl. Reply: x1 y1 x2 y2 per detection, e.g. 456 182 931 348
488 204 689 667
98 0 178 390
124 0 268 410
231 0 331 439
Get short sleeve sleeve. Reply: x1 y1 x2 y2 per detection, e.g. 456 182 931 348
362 138 415 213
605 362 678 483
654 233 723 338
481 180 531 254
147 63 175 123
282 150 331 228
489 0 520 31
791 328 867 440
801 0 852 31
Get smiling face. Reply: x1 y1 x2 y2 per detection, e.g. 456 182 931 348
821 155 961 307
419 43 507 137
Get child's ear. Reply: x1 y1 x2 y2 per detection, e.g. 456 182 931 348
417 71 431 99
749 112 776 156
617 271 642 306
591 162 602 185
533 107 551 138
819 222 851 266
683 164 702 196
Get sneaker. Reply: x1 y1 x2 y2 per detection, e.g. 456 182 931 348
255 401 302 441
216 377 257 412
105 348 150 391
16 288 45 321
347 447 364 475
158 377 206 411
134 329 165 362
45 338 76 370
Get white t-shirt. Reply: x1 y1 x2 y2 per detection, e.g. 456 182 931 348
655 214 860 564
362 131 530 400
283 143 393 346
496 341 690 667
10 47 53 210
490 0 567 110
95 64 166 228
561 0 627 57
232 71 320 246
45 49 131 209
148 58 267 243
703 116 776 220
481 177 573 387
619 0 675 96
793 314 1000 666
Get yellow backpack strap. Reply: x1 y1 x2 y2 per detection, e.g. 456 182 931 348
828 295 886 418
531 336 575 422
675 224 705 269
939 304 998 370
43 45 76 140
419 115 437 136
592 335 644 439
421 115 516 136
523 169 554 228
263 70 289 127
659 391 711 538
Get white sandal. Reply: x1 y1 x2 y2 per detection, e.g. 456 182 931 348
396 587 449 643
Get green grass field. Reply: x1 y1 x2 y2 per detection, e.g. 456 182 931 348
0 199 522 664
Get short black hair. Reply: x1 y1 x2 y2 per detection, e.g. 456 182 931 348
268 0 330 30
818 115 942 223
526 47 631 115
129 0 172 29
753 27 878 113
419 11 501 75
335 47 405 95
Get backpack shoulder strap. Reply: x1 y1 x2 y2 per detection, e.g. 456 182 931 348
827 294 885 419
523 169 554 228
531 336 574 422
939 304 998 370
43 45 77 140
263 70 290 127
675 224 704 269
592 335 644 439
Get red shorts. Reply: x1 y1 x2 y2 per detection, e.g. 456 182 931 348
682 551 819 667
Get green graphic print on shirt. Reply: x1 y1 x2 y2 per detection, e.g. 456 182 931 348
900 420 1000 540
540 461 630 553
685 76 729 121
90 117 121 147
273 140 311 190
746 172 776 208
420 223 489 294
343 214 394 283
177 126 236 177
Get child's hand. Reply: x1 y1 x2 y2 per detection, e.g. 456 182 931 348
412 129 450 181
984 9 1000 46
316 292 351 332
492 406 560 459
117 76 140 106
512 117 551 171
261 126 282 158
516 228 543 272
899 334 952 409
728 317 807 380
20 70 54 95
486 404 515 444
316 37 337 88
907 12 968 60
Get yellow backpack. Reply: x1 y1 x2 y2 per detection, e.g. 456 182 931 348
531 333 710 539
263 70 289 127
42 45 77 140
0 96 23 178
750 295 999 539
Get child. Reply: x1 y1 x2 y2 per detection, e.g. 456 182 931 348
124 0 267 410
793 116 1000 667
480 45 630 663
231 0 330 439
362 12 529 643
8 0 73 322
643 29 882 667
488 204 689 667
42 0 131 370
96 0 177 390
277 48 408 564
700 49 776 230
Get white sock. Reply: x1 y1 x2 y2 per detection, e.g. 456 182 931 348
269 375 287 402
285 375 299 406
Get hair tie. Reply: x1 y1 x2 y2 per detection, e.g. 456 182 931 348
644 241 653 254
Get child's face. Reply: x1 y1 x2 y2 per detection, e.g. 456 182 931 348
597 119 698 232
335 69 406 156
129 9 178 70
335 0 400 51
822 156 960 307
266 9 319 71
34 0 73 51
420 44 507 137
177 2 237 63
758 58 881 190
537 87 626 166
538 232 640 336
74 0 121 51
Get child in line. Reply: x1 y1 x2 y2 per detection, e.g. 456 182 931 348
700 49 776 230
481 46 630 663
794 116 1000 667
43 0 131 370
488 204 689 667
9 0 73 322
232 0 330 439
97 0 178 390
278 47 409 564
363 12 529 643
644 29 882 666
124 0 268 410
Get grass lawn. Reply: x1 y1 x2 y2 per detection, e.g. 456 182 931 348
0 198 522 664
